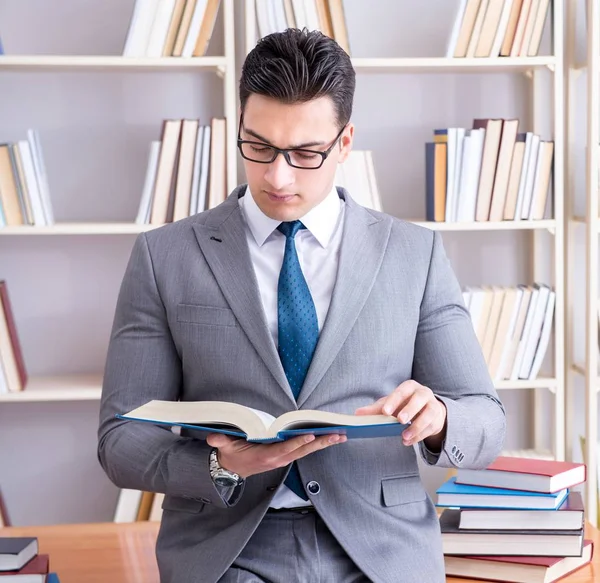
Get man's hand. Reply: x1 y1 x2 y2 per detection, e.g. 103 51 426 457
206 433 347 479
355 380 447 451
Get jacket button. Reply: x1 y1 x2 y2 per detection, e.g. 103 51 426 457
266 486 277 492
307 481 320 495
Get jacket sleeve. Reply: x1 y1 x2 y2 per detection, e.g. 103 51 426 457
413 231 506 469
97 232 243 509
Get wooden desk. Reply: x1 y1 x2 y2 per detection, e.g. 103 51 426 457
0 521 599 582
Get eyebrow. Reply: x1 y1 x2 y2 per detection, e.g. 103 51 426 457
242 126 326 149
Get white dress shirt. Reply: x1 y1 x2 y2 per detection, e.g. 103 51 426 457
238 185 345 508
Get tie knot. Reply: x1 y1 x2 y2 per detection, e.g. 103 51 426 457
277 220 305 239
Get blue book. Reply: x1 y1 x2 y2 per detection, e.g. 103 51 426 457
117 400 410 443
436 477 568 510
47 574 61 583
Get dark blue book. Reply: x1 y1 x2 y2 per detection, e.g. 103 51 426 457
117 400 410 443
47 574 61 583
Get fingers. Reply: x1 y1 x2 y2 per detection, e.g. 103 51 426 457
206 433 238 448
275 433 347 465
401 400 445 446
396 385 431 424
355 396 387 415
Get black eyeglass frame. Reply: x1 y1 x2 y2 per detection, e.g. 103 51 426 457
236 113 347 170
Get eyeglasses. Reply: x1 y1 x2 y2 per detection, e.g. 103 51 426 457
237 114 346 170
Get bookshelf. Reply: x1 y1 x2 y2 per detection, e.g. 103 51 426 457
565 0 600 526
0 0 568 526
244 0 565 464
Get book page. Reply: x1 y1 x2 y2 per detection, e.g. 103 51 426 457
272 410 399 435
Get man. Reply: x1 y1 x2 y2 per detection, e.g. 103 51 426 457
98 28 506 583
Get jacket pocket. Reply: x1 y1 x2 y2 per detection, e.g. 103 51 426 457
161 495 206 514
381 473 427 507
177 303 237 327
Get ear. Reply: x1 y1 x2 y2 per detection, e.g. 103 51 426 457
337 123 354 164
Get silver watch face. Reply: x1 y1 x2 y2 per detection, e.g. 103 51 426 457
214 475 238 487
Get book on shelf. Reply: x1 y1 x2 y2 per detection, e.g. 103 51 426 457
334 150 382 212
463 283 555 382
123 0 221 58
426 119 553 223
136 117 226 225
0 130 53 228
117 399 409 443
444 540 593 583
0 281 27 394
447 0 551 58
255 0 350 55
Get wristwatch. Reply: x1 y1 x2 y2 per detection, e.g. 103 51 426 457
209 448 245 488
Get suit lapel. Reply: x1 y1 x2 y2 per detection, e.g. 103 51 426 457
192 190 296 405
297 194 391 407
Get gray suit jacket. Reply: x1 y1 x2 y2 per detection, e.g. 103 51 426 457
98 185 506 583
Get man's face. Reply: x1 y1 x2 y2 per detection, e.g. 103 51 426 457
239 94 354 222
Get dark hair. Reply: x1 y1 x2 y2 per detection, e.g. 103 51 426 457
239 28 355 129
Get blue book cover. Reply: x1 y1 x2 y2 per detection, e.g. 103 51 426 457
47 574 61 583
117 400 410 443
436 477 568 510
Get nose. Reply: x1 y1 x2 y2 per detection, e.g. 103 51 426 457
264 152 295 191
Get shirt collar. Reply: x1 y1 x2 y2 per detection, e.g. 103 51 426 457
240 185 342 248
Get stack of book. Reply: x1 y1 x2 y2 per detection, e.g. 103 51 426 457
0 130 54 228
463 283 555 382
0 281 27 394
255 0 351 55
0 536 60 581
446 0 551 58
122 0 221 58
437 456 592 582
135 117 226 225
425 119 553 223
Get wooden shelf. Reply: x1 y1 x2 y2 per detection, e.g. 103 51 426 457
351 56 556 73
0 219 557 235
409 219 556 231
495 378 558 390
0 55 228 72
0 374 103 402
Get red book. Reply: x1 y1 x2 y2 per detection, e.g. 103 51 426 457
455 456 586 493
444 540 593 583
0 553 48 579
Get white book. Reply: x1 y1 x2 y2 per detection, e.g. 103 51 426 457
146 0 177 57
27 129 54 225
444 128 457 222
457 128 485 222
519 284 551 379
124 0 160 57
272 0 288 31
513 131 534 220
0 358 9 394
466 287 485 335
451 128 466 221
291 0 308 29
302 0 321 31
256 0 273 37
182 0 208 57
196 124 211 213
495 286 524 381
526 140 548 219
446 0 469 58
489 0 514 57
136 141 161 225
364 151 383 212
113 489 143 523
17 140 46 226
188 125 204 216
528 290 555 380
520 133 540 219
466 0 490 57
510 286 540 380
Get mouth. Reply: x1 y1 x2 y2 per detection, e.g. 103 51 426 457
265 190 296 202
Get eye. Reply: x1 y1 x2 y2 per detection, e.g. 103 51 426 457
293 151 319 160
250 145 272 153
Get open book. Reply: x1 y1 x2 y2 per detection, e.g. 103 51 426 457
117 400 409 443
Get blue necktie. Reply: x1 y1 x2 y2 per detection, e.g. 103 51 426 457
277 220 319 501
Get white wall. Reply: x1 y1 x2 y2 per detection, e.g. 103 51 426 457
0 0 567 525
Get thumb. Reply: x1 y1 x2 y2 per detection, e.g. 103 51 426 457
206 433 233 448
